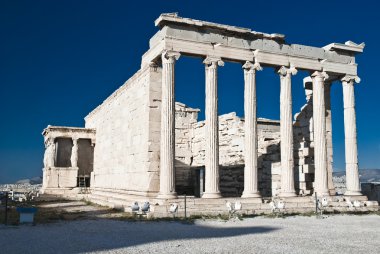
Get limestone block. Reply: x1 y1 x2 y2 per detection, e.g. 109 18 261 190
47 168 59 188
57 168 78 188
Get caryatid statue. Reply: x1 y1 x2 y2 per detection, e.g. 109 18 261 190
43 138 56 168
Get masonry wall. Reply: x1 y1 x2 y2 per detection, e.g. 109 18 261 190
190 113 283 197
174 109 291 197
173 101 322 197
85 66 161 195
293 83 335 195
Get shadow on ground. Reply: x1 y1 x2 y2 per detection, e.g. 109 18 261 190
0 219 279 253
0 200 280 253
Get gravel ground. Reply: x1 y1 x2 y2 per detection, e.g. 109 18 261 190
1 214 379 254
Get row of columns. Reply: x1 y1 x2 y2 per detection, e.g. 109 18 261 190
158 50 362 198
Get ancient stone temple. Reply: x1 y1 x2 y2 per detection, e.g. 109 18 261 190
41 13 378 216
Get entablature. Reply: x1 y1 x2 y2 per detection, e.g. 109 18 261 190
142 13 363 76
42 125 96 142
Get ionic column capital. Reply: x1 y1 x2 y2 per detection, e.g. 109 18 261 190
242 61 262 73
203 56 224 68
341 75 361 85
311 71 329 80
278 65 297 77
161 50 181 64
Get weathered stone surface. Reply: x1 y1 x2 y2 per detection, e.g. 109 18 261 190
84 66 160 194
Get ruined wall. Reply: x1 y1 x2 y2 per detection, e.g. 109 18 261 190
174 109 289 197
173 99 322 197
85 66 161 195
293 96 315 195
293 80 335 196
191 113 283 197
174 102 199 194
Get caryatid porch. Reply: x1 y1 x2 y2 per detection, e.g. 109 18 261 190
41 126 96 193
151 13 365 199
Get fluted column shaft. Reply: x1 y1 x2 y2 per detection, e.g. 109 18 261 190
312 71 329 196
324 83 336 195
342 75 362 196
278 66 297 197
71 138 79 168
241 61 262 198
203 56 224 198
158 51 180 199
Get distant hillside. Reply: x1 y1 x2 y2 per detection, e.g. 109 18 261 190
16 176 42 185
333 169 380 183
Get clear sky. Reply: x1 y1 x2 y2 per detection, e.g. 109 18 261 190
0 0 379 184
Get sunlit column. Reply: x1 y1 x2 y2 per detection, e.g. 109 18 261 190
325 82 336 195
242 61 262 198
312 71 329 196
278 65 297 197
158 50 180 199
202 56 224 198
342 75 362 196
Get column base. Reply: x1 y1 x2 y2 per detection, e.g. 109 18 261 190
344 190 362 196
241 191 261 198
156 192 177 199
202 192 222 199
279 191 297 197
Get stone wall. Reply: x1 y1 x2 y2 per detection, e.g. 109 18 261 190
85 66 161 195
173 98 323 197
293 79 335 196
193 114 283 197
174 102 199 194
293 94 314 195
173 107 299 197
44 167 78 188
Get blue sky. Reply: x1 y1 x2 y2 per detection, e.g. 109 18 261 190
0 0 379 183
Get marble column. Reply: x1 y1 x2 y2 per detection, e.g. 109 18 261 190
242 61 262 198
202 56 224 198
342 75 362 196
312 71 329 196
71 138 79 168
324 83 336 195
278 66 297 197
158 50 180 199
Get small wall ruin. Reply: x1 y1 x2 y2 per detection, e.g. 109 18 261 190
174 101 318 197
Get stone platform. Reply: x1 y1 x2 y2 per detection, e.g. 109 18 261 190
88 188 379 218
